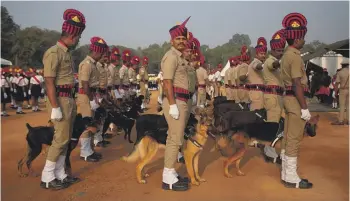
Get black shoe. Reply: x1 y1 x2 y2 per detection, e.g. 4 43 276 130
95 142 107 148
102 140 111 145
1 113 9 117
16 111 26 114
284 179 313 189
61 176 81 186
92 152 102 159
104 134 113 139
80 154 99 162
263 154 282 165
177 176 189 183
10 105 18 109
177 157 185 164
162 180 189 191
40 178 68 190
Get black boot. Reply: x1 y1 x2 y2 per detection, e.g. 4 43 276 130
40 178 68 190
284 179 313 189
80 153 100 162
61 176 81 186
162 180 189 191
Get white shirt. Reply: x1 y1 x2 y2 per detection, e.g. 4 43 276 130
30 75 44 85
11 76 17 84
214 71 221 81
16 76 28 87
1 75 9 88
208 74 214 81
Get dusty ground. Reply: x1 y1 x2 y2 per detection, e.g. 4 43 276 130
1 91 349 201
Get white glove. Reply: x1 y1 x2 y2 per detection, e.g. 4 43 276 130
129 79 134 82
14 88 17 93
90 100 100 111
10 88 13 92
145 84 148 89
169 104 179 120
28 90 31 95
332 91 336 98
23 92 27 97
51 107 63 121
41 88 45 94
98 98 103 103
301 109 311 121
4 93 8 99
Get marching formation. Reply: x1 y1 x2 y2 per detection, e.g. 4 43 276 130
3 7 342 195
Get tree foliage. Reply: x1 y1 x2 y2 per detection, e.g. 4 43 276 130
1 6 327 73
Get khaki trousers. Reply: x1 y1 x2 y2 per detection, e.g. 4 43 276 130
338 89 349 122
249 90 264 111
76 94 92 117
163 98 188 168
237 88 249 103
197 87 206 106
46 97 77 162
282 96 306 157
264 93 283 123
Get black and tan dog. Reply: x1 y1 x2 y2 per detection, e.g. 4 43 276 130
121 108 213 185
17 114 99 177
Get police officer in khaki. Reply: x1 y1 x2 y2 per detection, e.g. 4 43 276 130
280 13 313 189
119 50 131 98
224 58 234 100
77 36 108 162
261 29 287 163
230 56 241 102
107 48 119 100
161 16 191 191
41 9 86 190
129 56 139 94
196 56 209 108
111 48 122 100
245 37 267 111
139 56 149 109
237 46 251 104
97 51 109 100
332 59 349 125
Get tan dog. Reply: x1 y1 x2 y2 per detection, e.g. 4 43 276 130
121 107 213 185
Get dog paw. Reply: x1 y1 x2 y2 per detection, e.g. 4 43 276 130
144 173 150 178
199 178 206 182
19 173 28 178
191 181 200 186
236 170 245 176
138 180 147 184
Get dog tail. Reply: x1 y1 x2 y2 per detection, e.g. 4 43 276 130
121 136 152 163
25 123 33 131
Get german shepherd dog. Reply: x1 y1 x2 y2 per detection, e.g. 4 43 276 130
121 107 213 185
211 112 320 178
17 113 102 177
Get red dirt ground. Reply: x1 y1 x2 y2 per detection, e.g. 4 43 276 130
1 92 349 201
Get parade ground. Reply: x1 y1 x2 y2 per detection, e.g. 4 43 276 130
1 91 349 201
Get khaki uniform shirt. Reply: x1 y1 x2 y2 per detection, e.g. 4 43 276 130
119 65 129 85
336 67 349 89
224 68 231 85
97 62 108 88
113 65 121 85
237 63 249 85
187 65 197 93
248 58 264 84
107 63 115 86
43 42 74 85
161 46 189 90
78 56 99 88
128 68 137 84
281 47 308 88
139 66 149 82
196 66 208 85
263 55 283 86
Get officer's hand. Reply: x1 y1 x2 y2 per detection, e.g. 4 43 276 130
169 104 179 120
51 107 63 121
28 90 31 95
301 109 311 121
90 100 100 111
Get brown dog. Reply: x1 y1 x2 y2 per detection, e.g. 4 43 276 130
121 107 213 185
212 115 320 178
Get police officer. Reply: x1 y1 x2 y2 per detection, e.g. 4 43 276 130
111 48 122 101
139 56 149 109
119 50 131 98
262 29 287 163
196 56 209 108
280 12 312 189
77 36 108 162
107 48 118 100
97 51 109 101
245 37 267 111
161 16 191 191
332 59 349 125
41 9 86 190
129 56 139 94
237 46 250 104
224 58 233 100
